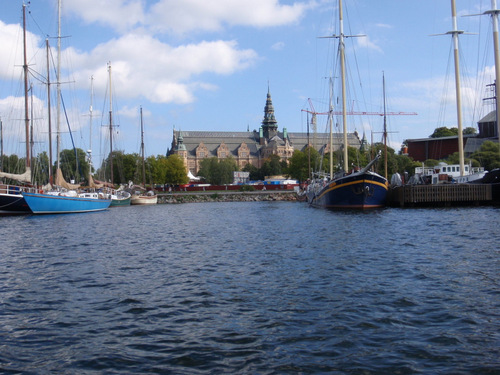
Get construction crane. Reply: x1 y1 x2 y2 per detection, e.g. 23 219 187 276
301 94 417 178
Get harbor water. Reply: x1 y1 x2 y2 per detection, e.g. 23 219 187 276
1 202 499 374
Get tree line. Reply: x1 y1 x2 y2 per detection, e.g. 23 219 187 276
0 150 189 187
2 139 499 187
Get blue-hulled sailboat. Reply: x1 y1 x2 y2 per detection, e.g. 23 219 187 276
21 0 111 215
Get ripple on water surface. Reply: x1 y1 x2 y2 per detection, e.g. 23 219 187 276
0 203 499 374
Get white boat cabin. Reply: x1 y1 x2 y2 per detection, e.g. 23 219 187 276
414 162 485 184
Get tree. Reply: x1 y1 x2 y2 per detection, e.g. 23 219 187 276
198 156 237 185
164 154 189 185
260 154 282 178
445 152 481 167
287 150 308 181
59 148 89 183
32 151 50 185
429 127 458 138
471 141 500 171
242 163 260 180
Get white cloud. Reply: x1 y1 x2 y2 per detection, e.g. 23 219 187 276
64 0 145 33
148 0 313 35
65 33 258 104
356 35 382 53
272 41 285 50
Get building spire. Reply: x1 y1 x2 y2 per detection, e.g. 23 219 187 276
262 85 278 139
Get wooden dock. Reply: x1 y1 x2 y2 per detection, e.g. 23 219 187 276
387 184 492 207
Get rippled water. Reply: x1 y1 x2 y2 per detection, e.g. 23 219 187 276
1 202 499 374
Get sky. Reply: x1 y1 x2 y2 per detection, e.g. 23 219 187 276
1 0 499 167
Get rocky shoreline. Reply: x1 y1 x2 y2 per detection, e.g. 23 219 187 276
157 192 298 204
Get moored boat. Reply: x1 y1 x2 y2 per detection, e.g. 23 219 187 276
23 191 111 214
305 0 388 209
0 5 33 215
307 152 388 209
130 106 157 206
130 191 157 205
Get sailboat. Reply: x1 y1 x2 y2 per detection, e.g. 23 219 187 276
0 4 35 215
22 0 111 214
305 0 388 209
130 107 157 205
103 63 131 206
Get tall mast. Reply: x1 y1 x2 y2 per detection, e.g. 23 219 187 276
339 0 348 172
22 4 30 170
88 75 94 181
140 106 146 188
383 73 388 179
451 0 465 176
329 77 334 177
46 39 53 184
56 0 61 170
491 0 500 149
108 62 114 185
0 117 3 171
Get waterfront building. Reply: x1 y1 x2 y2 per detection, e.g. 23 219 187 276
168 88 362 175
405 110 499 162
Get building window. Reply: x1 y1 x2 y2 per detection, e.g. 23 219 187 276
241 152 247 158
220 152 226 158
199 151 205 158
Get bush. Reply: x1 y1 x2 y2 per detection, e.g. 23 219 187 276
239 185 256 192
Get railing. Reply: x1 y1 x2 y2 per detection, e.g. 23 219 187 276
0 184 37 195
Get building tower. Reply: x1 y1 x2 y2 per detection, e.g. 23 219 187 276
262 86 278 139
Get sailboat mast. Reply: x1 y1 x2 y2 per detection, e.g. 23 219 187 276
22 4 30 170
451 0 465 176
56 0 61 170
88 75 94 181
329 78 334 177
490 0 500 149
339 0 349 172
108 62 114 185
46 39 53 184
140 106 146 188
383 73 388 179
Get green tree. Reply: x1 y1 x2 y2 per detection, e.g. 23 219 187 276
429 127 458 138
463 127 477 135
59 148 89 183
242 163 260 180
287 149 308 181
471 141 500 171
32 151 50 185
165 154 189 185
445 152 481 167
198 156 237 185
260 154 282 178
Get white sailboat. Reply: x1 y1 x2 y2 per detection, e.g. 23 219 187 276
131 107 157 205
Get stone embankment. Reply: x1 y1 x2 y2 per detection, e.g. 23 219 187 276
157 191 298 204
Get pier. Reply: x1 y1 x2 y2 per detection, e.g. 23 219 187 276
388 184 492 207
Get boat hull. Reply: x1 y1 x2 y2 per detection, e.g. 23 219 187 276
130 194 157 205
110 196 131 206
109 191 132 207
0 185 32 215
22 192 111 214
307 172 388 209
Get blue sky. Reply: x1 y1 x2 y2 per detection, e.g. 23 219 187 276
0 0 498 166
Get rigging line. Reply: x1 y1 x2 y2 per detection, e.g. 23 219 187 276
27 8 49 40
60 92 82 179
